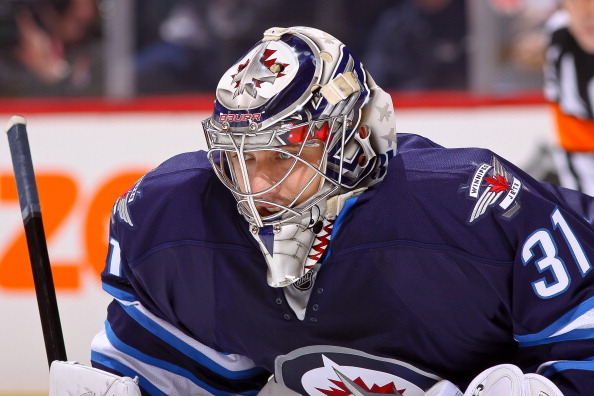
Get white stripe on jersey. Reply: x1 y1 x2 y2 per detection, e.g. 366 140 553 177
551 306 594 338
92 327 218 396
119 299 259 372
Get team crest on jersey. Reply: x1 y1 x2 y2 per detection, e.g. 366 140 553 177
274 345 441 395
461 157 525 223
111 176 144 227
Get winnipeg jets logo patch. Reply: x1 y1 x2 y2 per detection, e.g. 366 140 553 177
112 176 144 227
274 345 441 395
463 158 524 223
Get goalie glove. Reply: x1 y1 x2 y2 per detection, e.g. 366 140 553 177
49 360 141 396
463 364 564 396
425 364 564 396
425 379 464 396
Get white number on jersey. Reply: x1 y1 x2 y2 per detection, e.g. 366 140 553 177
522 207 592 299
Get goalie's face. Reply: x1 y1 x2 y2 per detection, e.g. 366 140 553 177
228 141 325 220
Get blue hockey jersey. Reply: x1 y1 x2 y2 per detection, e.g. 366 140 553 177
91 133 594 396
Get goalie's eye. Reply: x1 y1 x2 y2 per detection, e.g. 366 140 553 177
228 152 254 161
278 151 292 160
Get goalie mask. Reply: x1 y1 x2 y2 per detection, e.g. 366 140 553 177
203 26 396 287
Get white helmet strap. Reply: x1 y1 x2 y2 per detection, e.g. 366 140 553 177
320 72 361 105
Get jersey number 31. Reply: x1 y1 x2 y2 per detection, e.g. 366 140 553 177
522 207 592 299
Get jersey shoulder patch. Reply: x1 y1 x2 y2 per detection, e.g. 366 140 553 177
112 175 145 228
459 156 526 224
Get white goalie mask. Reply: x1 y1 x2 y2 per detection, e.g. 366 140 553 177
202 26 397 287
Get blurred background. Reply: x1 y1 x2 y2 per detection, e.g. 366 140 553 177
0 0 562 394
0 0 559 98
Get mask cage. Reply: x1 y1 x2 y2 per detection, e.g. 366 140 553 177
203 115 350 226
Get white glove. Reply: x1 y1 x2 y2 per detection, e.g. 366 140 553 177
425 364 564 396
463 364 564 396
49 360 141 396
425 379 464 396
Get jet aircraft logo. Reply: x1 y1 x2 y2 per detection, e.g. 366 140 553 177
463 157 524 223
231 47 289 99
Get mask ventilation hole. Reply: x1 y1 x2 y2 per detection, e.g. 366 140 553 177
358 154 368 166
312 220 324 234
359 125 369 138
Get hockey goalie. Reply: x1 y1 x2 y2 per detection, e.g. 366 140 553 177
51 25 594 395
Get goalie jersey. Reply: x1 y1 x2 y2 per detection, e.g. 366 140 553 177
91 133 594 396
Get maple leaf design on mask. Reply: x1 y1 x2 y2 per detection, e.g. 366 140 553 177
231 48 289 98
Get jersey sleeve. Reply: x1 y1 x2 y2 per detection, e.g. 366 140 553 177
540 181 594 225
505 159 594 394
91 174 269 396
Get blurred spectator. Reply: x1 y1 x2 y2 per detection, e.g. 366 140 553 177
132 0 401 94
134 0 268 94
0 0 102 96
491 0 557 91
505 0 558 72
544 0 594 196
363 0 468 90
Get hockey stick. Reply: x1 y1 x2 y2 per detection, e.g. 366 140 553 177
5 115 67 368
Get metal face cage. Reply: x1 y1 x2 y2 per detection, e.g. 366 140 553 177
203 115 351 227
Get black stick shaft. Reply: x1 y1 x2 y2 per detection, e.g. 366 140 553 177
5 116 67 368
